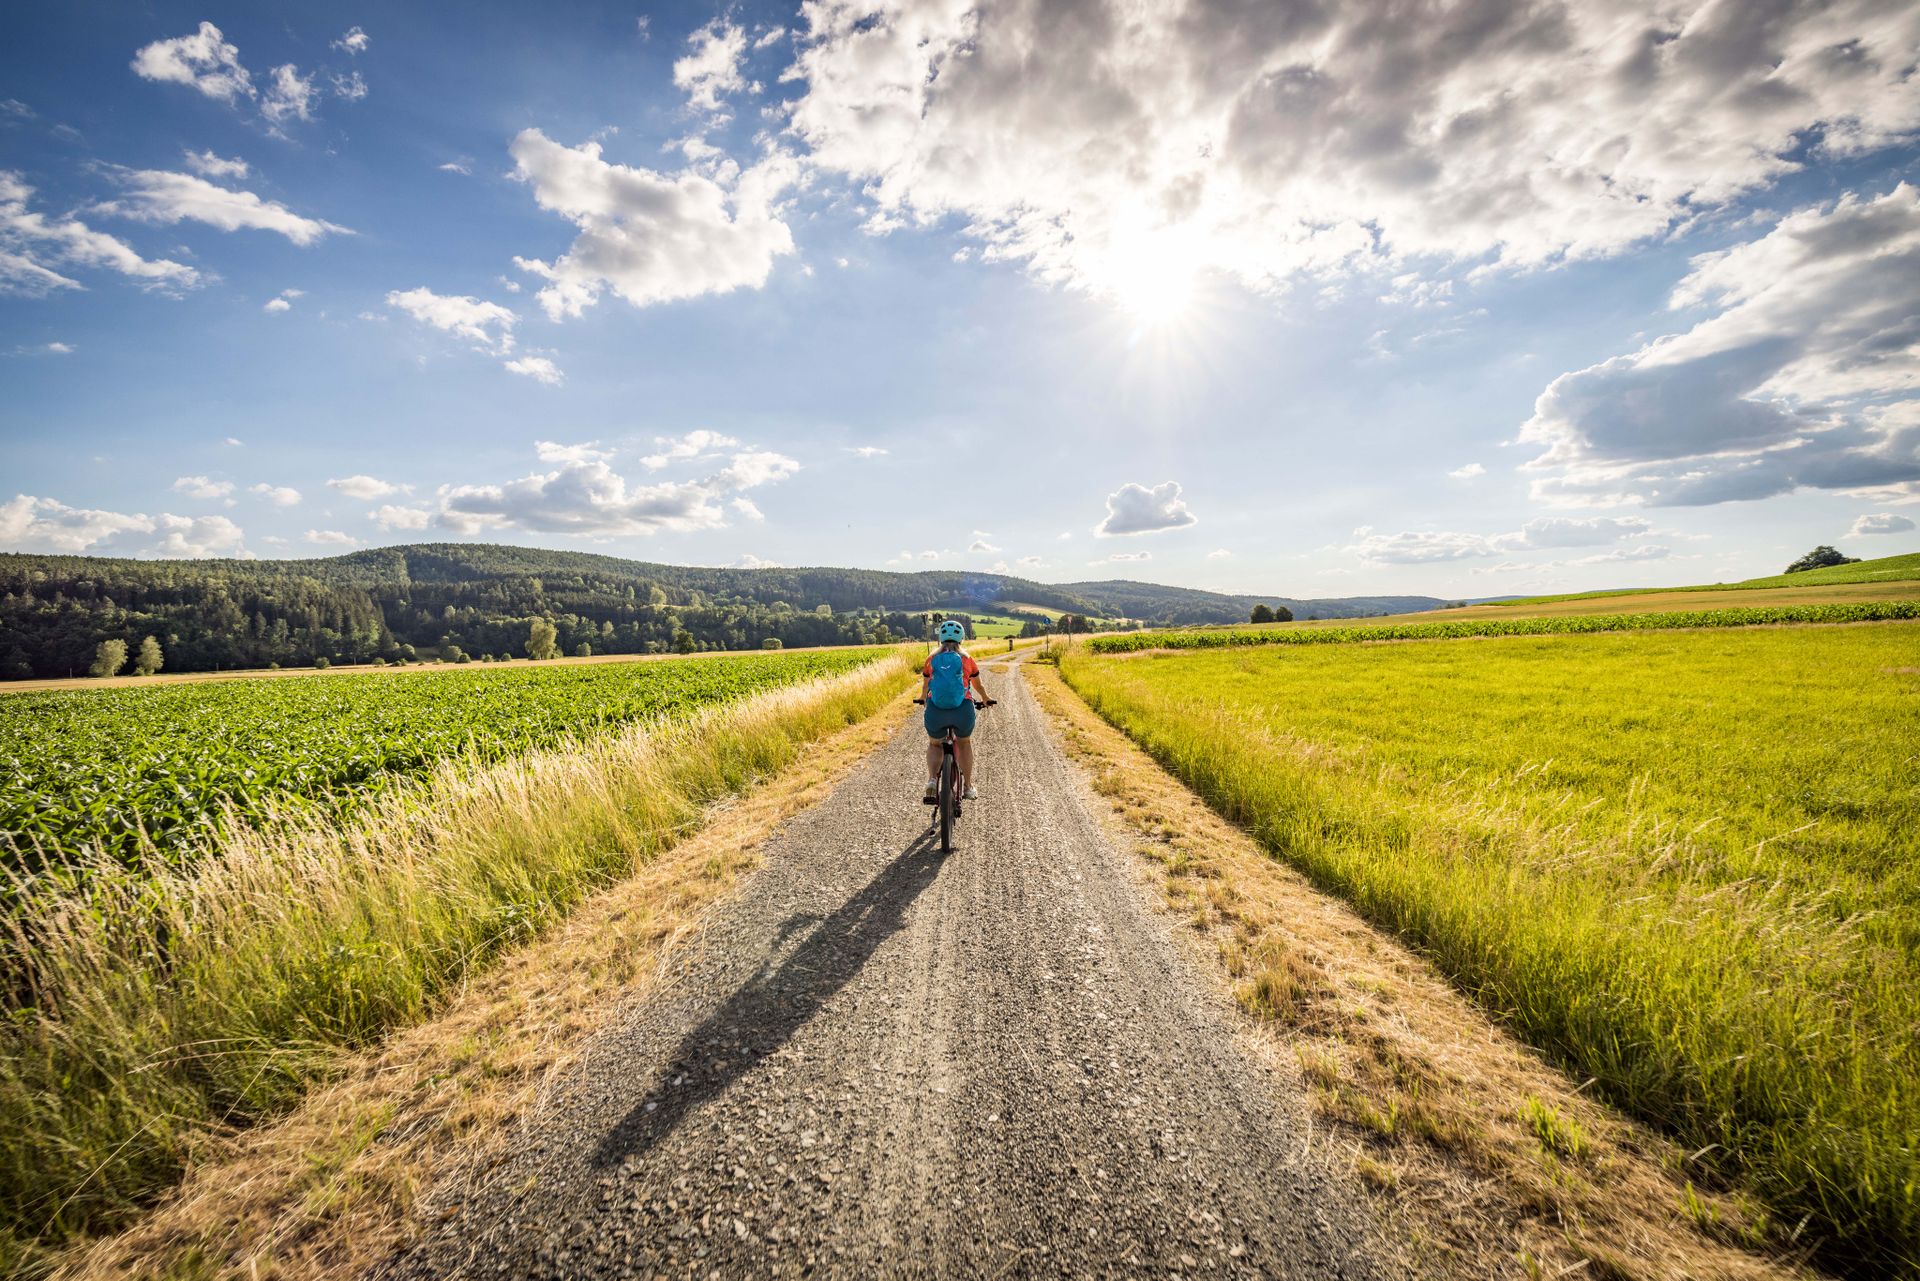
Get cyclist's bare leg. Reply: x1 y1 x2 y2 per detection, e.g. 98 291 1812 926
925 738 944 781
955 737 974 787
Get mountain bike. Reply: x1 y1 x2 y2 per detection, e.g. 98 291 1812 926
914 699 991 854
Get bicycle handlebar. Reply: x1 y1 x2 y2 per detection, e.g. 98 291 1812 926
912 698 996 708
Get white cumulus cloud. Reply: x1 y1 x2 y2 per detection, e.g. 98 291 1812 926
328 474 410 500
154 513 247 558
1523 184 1920 507
508 128 797 318
386 286 517 353
0 494 154 552
261 64 316 128
333 27 370 55
371 504 431 531
95 169 349 245
130 22 254 103
131 23 352 132
171 475 234 500
787 0 1920 314
1449 462 1487 480
640 429 739 469
249 483 301 506
305 528 357 547
503 354 564 385
1345 516 1652 564
535 440 611 464
1096 481 1197 537
437 445 800 539
674 21 749 115
182 150 248 179
1851 512 1916 536
1 171 198 294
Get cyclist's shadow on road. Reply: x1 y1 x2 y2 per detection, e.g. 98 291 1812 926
593 829 947 1169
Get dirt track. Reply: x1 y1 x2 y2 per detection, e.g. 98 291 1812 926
374 661 1382 1278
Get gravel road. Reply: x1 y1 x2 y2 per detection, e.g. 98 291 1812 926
374 660 1383 1279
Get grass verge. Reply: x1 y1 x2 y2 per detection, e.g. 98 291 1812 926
1057 625 1918 1275
1025 660 1812 1280
0 653 905 1273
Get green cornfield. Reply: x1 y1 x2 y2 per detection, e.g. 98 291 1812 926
1061 622 1920 1273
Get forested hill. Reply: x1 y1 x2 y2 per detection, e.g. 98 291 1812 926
0 543 1443 679
1052 578 1444 626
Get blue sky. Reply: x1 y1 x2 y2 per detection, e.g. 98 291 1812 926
3 0 1917 599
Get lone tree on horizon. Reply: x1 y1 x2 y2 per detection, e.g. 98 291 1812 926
131 636 163 676
89 638 127 678
527 617 560 661
1785 545 1859 573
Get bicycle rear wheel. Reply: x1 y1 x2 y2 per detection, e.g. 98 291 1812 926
938 755 955 853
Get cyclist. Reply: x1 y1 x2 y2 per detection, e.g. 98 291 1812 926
919 620 994 800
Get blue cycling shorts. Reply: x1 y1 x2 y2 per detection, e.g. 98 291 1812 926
923 701 977 739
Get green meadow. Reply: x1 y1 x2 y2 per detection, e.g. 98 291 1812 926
1492 549 1920 606
1061 622 1920 1272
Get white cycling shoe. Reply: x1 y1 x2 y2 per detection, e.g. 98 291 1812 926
963 782 979 800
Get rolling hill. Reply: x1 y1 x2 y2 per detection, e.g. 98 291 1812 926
0 543 1444 679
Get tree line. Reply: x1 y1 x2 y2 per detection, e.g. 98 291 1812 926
0 545 1113 676
0 551 1030 679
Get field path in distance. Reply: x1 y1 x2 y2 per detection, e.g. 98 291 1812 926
373 658 1383 1279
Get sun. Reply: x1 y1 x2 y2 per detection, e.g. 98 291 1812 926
1103 234 1203 331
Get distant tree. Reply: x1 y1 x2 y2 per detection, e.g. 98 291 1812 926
312 656 330 669
1249 604 1275 624
672 631 697 655
762 636 784 649
131 636 163 676
527 618 561 660
814 603 832 617
573 642 591 658
1785 545 1859 574
90 638 128 678
442 644 466 664
1272 605 1294 622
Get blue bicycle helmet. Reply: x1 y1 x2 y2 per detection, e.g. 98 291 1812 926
936 619 966 642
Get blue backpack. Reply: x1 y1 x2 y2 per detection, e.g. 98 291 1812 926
927 649 968 708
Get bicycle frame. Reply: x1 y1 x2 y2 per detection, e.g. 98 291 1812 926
917 698 988 855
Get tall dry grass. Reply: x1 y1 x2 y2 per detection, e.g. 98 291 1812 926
0 654 903 1268
1061 627 1920 1275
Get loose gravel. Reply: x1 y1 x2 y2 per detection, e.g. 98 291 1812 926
373 661 1384 1279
